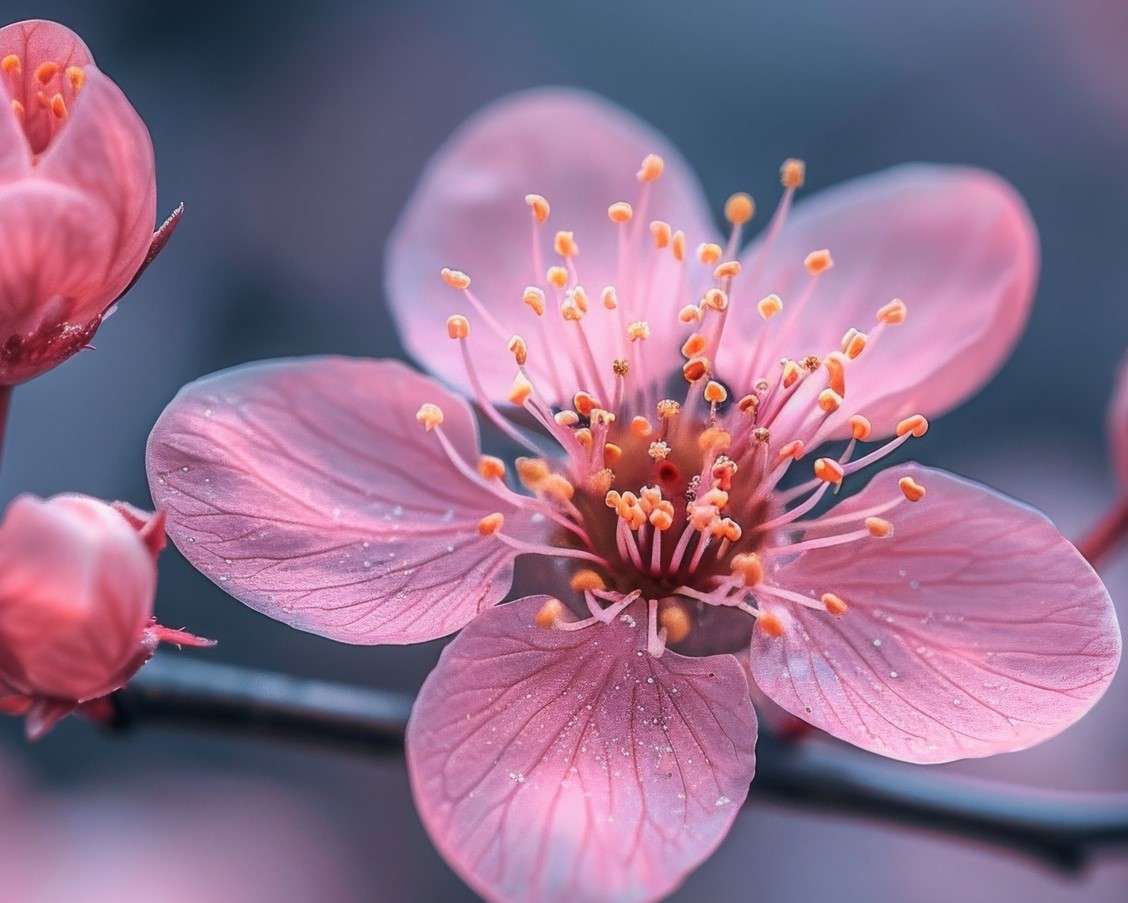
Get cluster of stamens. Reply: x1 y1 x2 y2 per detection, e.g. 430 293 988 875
416 152 930 657
1 52 86 152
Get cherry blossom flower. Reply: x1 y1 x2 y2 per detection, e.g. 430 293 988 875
0 19 171 385
145 89 1120 902
0 493 212 739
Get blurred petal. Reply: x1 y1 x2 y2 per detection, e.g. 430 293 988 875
724 166 1038 437
147 357 544 645
751 464 1120 763
387 87 718 405
408 595 757 903
1110 351 1128 487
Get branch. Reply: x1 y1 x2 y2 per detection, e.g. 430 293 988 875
111 655 1128 873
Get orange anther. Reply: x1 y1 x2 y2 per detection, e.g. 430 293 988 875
804 249 833 275
822 593 848 616
777 439 805 461
508 372 534 406
758 611 786 637
534 596 565 628
702 288 728 311
10 99 24 119
603 442 623 466
516 457 551 487
554 410 579 427
630 416 653 438
627 320 651 341
877 298 908 325
570 569 606 592
681 333 707 358
554 230 579 258
782 359 803 389
446 314 470 340
525 193 550 223
649 220 671 248
608 201 633 223
896 414 929 438
522 286 546 316
659 605 692 643
649 507 674 531
477 455 506 480
478 512 505 536
697 242 722 265
704 381 728 404
682 357 709 383
731 552 764 587
899 476 926 502
780 158 806 189
441 267 471 290
757 294 783 319
865 517 894 538
841 327 868 359
34 61 59 84
637 153 665 182
573 391 599 417
814 457 845 485
817 389 842 413
49 93 67 118
737 394 759 414
698 427 731 454
725 192 755 225
541 473 576 501
671 230 686 261
678 304 703 324
1 54 20 76
601 286 618 309
849 414 872 441
824 352 847 397
713 260 742 279
546 265 569 288
415 403 444 431
65 66 85 91
507 334 528 366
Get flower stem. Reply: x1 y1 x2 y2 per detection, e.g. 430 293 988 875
1076 494 1128 567
0 384 12 473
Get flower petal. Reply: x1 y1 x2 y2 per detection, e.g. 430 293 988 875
146 357 545 645
1110 351 1128 488
725 166 1038 437
751 464 1120 764
407 595 756 903
386 88 718 405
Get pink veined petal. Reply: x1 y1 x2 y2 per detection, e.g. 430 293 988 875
0 83 30 181
37 67 157 312
407 595 757 903
750 463 1121 764
386 87 719 406
724 165 1038 438
146 356 546 645
1110 351 1128 488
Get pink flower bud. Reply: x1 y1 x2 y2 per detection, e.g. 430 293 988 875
0 20 159 384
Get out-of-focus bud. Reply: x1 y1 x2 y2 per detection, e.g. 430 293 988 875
0 493 212 738
0 20 177 385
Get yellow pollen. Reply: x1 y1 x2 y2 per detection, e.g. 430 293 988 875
1 54 20 76
758 611 787 637
555 410 579 426
698 427 731 454
713 260 742 280
877 298 908 325
477 455 506 480
561 296 584 321
534 597 565 628
701 488 729 508
782 359 803 389
630 416 653 437
822 593 848 616
571 285 589 312
415 403 444 431
508 372 534 405
541 473 576 501
601 286 618 310
780 158 806 189
554 230 579 258
804 249 834 275
899 476 927 502
814 457 845 485
682 357 709 383
841 327 868 359
507 334 528 366
757 294 783 319
716 517 742 542
34 61 59 84
650 507 674 531
817 389 842 413
446 314 470 340
824 352 847 396
479 512 505 536
574 428 593 449
10 99 24 119
671 230 686 261
866 516 894 538
725 192 756 225
656 399 681 419
731 552 764 587
648 440 671 461
649 220 671 248
697 242 723 265
573 391 600 417
516 457 551 488
608 201 633 223
65 66 85 91
659 604 692 643
704 380 728 404
702 288 728 311
441 267 471 290
612 358 630 377
849 414 872 440
681 333 707 358
777 439 805 461
570 569 606 592
637 153 665 182
604 442 623 465
896 414 929 438
50 93 67 118
589 468 616 494
639 485 663 513
591 408 615 427
522 286 546 316
546 266 568 288
525 193 550 223
678 304 703 324
627 320 650 342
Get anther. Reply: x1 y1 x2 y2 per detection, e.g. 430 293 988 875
554 230 579 258
758 294 783 319
517 457 551 488
415 403 444 431
752 427 771 443
650 507 674 530
659 605 691 643
541 474 576 501
478 455 506 480
824 352 847 396
604 490 622 509
822 593 848 616
817 389 842 413
778 439 805 461
814 457 845 485
604 443 623 465
507 335 528 366
698 427 731 454
50 94 67 118
608 201 633 223
713 260 742 280
508 372 534 405
612 358 629 376
525 194 550 223
804 249 833 275
841 327 868 359
725 192 755 225
877 298 908 325
637 153 665 182
574 428 593 449
65 66 85 91
34 61 59 84
758 611 786 637
899 476 927 502
10 99 24 119
780 158 806 189
601 286 618 309
782 359 803 389
561 296 584 321
446 314 470 339
522 286 546 316
555 410 579 426
737 394 759 414
656 399 681 419
704 381 728 404
627 320 651 341
681 333 707 358
702 288 728 312
697 242 722 265
573 391 599 417
650 220 671 248
478 512 505 536
534 597 565 628
440 267 471 290
546 266 569 288
896 414 929 438
1 54 20 76
648 440 671 461
731 552 765 586
678 305 703 324
849 415 872 440
571 285 590 312
570 570 606 592
682 357 709 383
588 468 615 494
631 416 652 437
671 230 686 261
865 517 894 538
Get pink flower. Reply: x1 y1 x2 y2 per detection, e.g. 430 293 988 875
0 493 212 739
0 19 164 385
145 89 1120 902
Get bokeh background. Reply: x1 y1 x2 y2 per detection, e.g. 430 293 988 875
2 0 1127 900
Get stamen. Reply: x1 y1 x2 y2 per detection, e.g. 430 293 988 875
804 249 834 275
1 54 20 76
899 476 927 501
637 153 665 182
758 294 783 319
415 403 443 431
522 286 546 316
478 512 504 535
535 597 566 628
822 592 848 615
554 230 579 258
713 260 742 279
65 66 85 91
525 194 550 223
34 61 58 84
50 93 67 118
813 457 845 485
697 243 722 265
780 158 806 188
724 192 755 226
477 455 506 480
896 414 929 438
849 415 872 440
647 599 668 657
608 202 633 223
659 604 692 643
865 516 894 537
649 220 671 248
877 298 908 325
493 530 609 565
570 569 606 592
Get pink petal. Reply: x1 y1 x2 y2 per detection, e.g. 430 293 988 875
146 357 545 645
386 88 718 405
0 494 157 702
724 166 1038 437
1110 351 1128 487
407 595 757 903
750 464 1120 764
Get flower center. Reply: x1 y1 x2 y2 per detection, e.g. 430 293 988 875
1 53 86 155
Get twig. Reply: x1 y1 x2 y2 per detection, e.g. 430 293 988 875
111 656 1128 873
0 384 11 472
1077 495 1128 567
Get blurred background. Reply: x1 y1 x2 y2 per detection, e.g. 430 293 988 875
2 0 1127 899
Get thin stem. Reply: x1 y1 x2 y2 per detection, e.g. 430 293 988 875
111 656 1128 872
1076 494 1128 567
0 384 12 472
